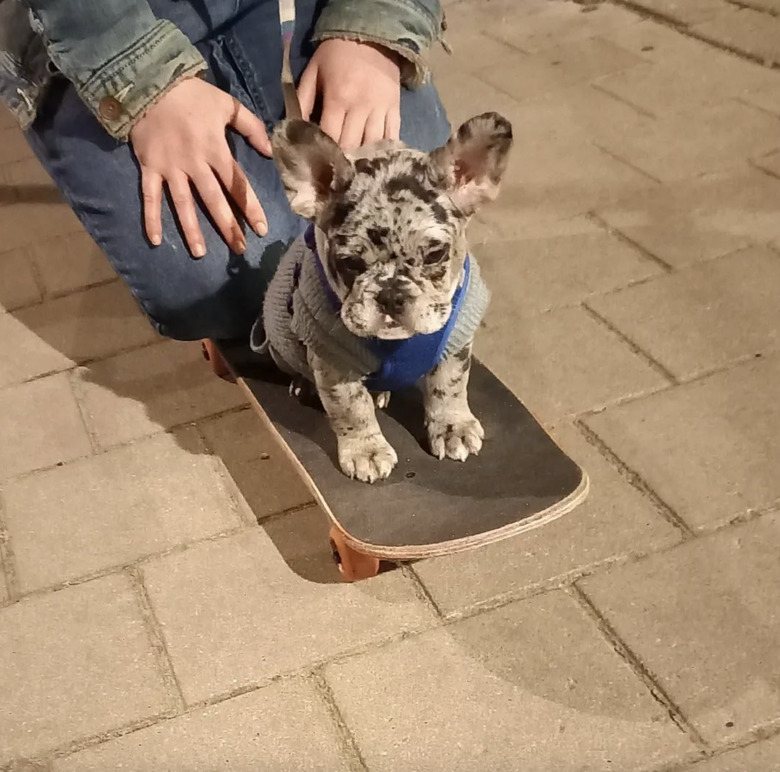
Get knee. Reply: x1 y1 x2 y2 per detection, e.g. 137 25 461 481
135 250 266 342
399 77 452 153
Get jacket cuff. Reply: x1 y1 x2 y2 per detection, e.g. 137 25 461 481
79 20 207 140
312 0 444 88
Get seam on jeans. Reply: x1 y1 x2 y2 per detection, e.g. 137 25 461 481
223 30 273 129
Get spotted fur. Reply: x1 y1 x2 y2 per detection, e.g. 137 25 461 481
270 113 513 482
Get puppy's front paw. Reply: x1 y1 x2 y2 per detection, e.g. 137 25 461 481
338 433 398 483
427 413 485 462
373 391 391 410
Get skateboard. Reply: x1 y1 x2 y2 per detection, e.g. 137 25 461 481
206 340 589 581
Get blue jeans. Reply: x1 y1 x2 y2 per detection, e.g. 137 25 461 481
24 0 451 341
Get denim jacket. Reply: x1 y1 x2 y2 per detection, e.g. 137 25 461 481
0 0 445 140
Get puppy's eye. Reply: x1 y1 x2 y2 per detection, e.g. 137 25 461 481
340 256 366 274
423 248 448 265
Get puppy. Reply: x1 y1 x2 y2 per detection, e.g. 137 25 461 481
253 112 513 483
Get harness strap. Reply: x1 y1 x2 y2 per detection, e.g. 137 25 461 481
300 225 472 391
279 0 302 119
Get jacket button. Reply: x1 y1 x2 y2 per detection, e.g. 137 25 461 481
98 96 122 121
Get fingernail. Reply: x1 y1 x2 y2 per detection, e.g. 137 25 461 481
150 234 161 246
192 243 206 258
235 239 247 254
254 221 268 237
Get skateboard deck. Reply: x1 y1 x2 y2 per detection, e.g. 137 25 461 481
217 341 589 576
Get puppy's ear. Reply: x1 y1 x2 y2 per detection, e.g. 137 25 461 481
431 112 513 216
271 119 354 219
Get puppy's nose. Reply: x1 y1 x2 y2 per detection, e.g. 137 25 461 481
376 287 404 317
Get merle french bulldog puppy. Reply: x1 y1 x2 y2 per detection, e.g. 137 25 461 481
261 112 513 483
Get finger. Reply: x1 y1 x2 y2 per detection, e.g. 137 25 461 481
191 165 247 254
385 107 401 141
319 101 346 145
362 109 386 147
213 157 268 238
297 61 318 121
167 173 207 258
141 169 163 246
339 107 371 151
229 98 272 156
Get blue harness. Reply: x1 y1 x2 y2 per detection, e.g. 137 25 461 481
301 225 471 392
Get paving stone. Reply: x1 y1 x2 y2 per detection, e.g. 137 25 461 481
0 157 55 189
581 513 780 743
72 340 245 449
742 0 780 12
415 423 682 616
0 127 33 165
438 79 648 226
589 247 780 379
606 17 727 63
447 79 650 150
597 102 780 180
431 68 531 131
4 429 243 592
0 555 8 605
13 282 159 366
478 38 644 103
624 0 731 25
430 29 521 76
0 574 173 764
27 231 115 297
478 224 662 318
52 680 350 772
597 168 780 266
756 148 780 178
467 212 597 249
0 196 83 255
0 104 16 129
585 353 780 529
476 137 657 238
0 312 73 388
475 305 669 423
141 526 434 705
200 409 314 520
5 759 50 772
678 734 780 771
485 1 640 53
744 83 780 117
694 7 780 65
324 591 694 771
595 50 778 116
0 374 91 480
0 247 41 312
443 0 551 43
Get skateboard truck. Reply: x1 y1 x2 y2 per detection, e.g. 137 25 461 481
201 339 236 383
329 526 382 581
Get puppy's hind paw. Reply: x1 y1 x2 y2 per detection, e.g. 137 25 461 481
428 413 485 462
288 376 320 408
373 391 391 410
338 434 398 483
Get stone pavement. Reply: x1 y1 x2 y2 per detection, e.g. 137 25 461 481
1 0 780 769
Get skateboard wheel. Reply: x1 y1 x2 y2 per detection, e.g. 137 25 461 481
200 339 236 383
329 526 380 581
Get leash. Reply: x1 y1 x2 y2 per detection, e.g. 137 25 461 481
279 0 303 119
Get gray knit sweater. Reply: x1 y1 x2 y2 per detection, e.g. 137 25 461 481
252 234 490 390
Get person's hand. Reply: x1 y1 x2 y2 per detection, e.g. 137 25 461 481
129 77 272 257
297 39 402 151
